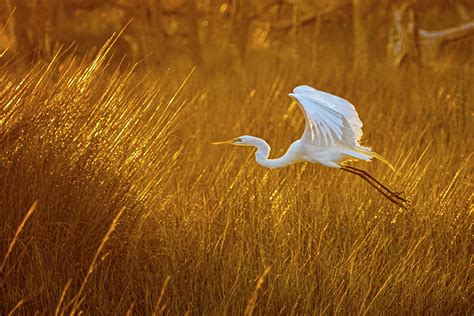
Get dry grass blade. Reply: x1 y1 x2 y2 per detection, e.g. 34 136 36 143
152 275 172 316
7 299 25 316
245 267 271 316
67 207 126 315
54 279 72 316
1 201 38 273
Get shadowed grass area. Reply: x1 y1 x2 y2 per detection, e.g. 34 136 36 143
1 36 472 314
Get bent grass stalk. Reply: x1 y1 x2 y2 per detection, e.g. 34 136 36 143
152 275 172 316
1 201 38 274
7 299 25 316
66 207 126 315
245 267 271 316
54 279 72 316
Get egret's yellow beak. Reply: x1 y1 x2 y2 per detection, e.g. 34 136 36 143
212 137 241 145
212 139 236 145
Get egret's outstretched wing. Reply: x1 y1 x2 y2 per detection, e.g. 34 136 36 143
289 85 363 147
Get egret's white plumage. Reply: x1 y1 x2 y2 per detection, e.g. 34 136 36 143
288 85 373 169
290 85 363 146
213 85 408 208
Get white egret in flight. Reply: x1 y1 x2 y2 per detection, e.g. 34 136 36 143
213 85 409 209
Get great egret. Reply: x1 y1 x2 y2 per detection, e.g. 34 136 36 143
213 85 409 209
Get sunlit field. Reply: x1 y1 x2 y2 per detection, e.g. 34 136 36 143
1 1 473 314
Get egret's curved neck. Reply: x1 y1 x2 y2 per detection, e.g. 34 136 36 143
251 137 295 169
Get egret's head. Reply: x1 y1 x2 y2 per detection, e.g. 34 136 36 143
212 135 257 146
213 135 270 158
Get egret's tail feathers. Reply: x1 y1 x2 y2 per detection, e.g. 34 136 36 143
342 147 372 161
343 147 402 176
373 152 402 177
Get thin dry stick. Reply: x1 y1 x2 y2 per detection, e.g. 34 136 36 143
245 267 271 316
68 207 126 314
1 201 38 273
152 275 172 315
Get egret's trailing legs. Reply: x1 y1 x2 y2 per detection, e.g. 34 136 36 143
340 166 409 209
343 166 408 201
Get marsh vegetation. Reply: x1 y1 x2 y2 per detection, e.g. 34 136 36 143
1 1 473 314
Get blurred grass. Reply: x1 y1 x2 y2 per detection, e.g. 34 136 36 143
1 29 473 315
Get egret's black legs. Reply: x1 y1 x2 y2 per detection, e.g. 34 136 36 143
341 166 409 209
343 165 409 203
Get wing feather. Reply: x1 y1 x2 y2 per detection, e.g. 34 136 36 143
289 85 363 147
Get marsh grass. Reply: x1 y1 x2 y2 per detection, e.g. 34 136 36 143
1 36 473 314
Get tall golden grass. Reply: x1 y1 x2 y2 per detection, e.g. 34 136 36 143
1 34 472 314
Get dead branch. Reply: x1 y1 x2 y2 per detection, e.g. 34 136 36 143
418 20 474 43
267 1 352 30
